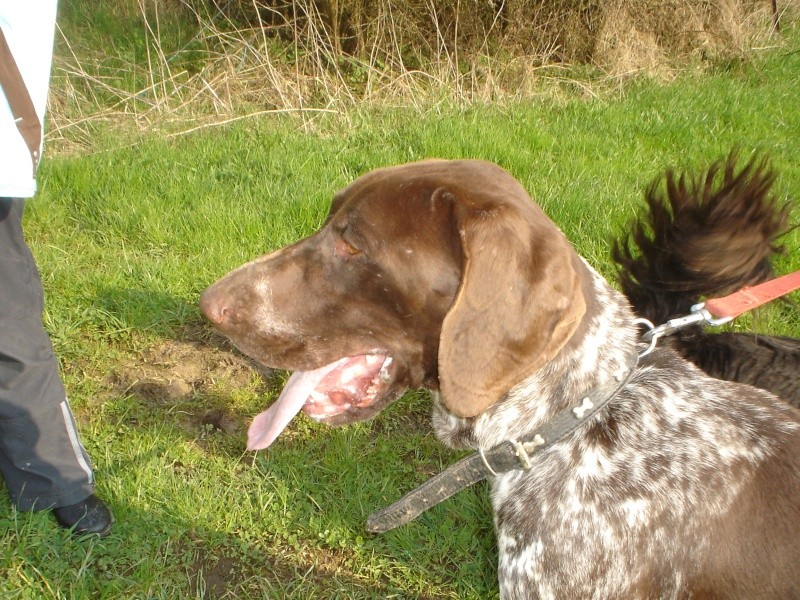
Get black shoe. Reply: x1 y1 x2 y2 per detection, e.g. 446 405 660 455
52 494 114 537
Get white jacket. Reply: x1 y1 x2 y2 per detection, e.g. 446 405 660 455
0 1 58 198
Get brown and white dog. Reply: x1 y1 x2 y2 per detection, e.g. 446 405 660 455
200 159 800 599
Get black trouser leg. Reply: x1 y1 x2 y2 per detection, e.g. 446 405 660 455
0 197 94 511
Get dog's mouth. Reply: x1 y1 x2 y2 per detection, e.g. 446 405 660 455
246 354 394 450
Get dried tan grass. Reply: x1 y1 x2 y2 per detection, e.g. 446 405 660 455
594 0 788 77
46 0 795 150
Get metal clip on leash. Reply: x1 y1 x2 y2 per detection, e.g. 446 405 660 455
637 303 733 357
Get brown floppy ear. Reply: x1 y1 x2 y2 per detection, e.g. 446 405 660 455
438 194 586 418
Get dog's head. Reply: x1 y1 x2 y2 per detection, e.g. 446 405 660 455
200 160 587 449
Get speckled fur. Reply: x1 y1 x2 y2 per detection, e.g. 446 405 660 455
434 265 800 599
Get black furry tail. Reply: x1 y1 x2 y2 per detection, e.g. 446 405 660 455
613 151 800 407
612 151 792 326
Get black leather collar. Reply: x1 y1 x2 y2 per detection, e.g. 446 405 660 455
366 349 639 533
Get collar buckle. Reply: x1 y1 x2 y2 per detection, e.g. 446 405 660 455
511 435 545 470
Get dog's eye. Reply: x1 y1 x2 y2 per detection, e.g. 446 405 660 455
335 237 362 258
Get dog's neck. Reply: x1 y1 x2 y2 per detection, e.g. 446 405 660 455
433 262 639 451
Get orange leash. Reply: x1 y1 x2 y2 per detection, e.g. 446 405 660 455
639 269 800 351
704 270 800 319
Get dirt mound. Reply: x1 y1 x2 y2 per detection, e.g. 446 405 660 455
102 331 273 435
107 338 256 397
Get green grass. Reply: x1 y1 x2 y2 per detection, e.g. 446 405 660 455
2 24 800 600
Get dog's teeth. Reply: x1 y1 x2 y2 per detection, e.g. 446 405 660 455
379 357 393 382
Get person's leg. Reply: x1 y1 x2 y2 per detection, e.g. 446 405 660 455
0 197 112 534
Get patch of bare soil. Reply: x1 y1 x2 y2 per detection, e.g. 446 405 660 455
186 538 440 600
192 553 241 599
101 327 274 436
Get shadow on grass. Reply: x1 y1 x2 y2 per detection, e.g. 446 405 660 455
0 404 497 598
43 286 500 596
102 393 494 596
92 286 200 337
0 489 458 598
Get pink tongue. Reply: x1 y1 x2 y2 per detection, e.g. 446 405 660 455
246 358 347 450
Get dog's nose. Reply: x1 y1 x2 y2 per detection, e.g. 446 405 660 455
199 289 230 325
